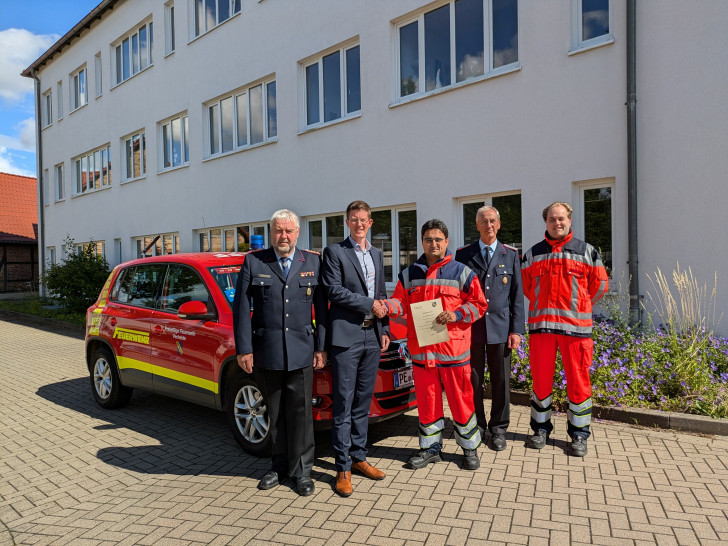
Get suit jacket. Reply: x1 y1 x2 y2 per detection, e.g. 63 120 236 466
321 238 389 347
455 240 525 345
232 247 327 371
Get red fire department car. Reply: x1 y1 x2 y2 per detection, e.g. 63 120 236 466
85 252 415 456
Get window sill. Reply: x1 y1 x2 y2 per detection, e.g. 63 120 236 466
71 185 112 198
110 64 154 91
187 12 241 45
68 103 88 116
42 123 52 131
121 175 146 185
389 63 521 108
568 35 615 56
202 138 277 162
298 112 361 136
54 198 66 204
157 163 189 175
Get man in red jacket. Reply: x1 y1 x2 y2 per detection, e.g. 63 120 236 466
382 219 486 470
521 202 608 457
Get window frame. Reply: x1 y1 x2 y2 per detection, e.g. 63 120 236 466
54 163 64 201
299 39 361 132
73 144 112 196
56 81 63 120
113 19 154 87
190 0 242 39
159 113 189 171
69 66 87 112
134 233 180 258
573 177 615 275
569 0 613 55
369 205 418 289
197 222 267 252
392 0 520 105
455 191 522 252
122 130 147 182
41 89 52 128
203 77 277 160
165 1 176 55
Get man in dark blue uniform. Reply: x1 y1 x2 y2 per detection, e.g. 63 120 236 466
455 205 524 451
232 209 327 496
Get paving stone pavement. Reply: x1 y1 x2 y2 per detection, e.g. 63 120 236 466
1 319 727 545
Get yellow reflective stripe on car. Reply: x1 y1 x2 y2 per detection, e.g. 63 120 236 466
96 266 119 309
117 356 219 394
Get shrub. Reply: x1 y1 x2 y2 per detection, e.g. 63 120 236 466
43 236 110 313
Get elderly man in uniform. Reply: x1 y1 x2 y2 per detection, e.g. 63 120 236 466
455 205 524 451
232 209 327 495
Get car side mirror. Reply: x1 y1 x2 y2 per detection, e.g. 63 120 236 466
177 300 215 321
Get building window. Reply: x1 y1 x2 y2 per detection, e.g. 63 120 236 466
47 247 56 265
135 233 180 258
54 163 64 201
460 193 522 252
302 42 360 129
575 181 613 274
77 241 106 258
193 0 241 37
160 114 189 169
41 90 52 128
74 145 112 195
114 20 154 86
123 131 146 181
369 207 418 285
94 53 102 97
197 223 265 252
70 67 87 111
205 78 277 158
56 81 63 120
395 0 518 101
307 214 347 254
571 0 612 52
165 2 176 55
43 169 49 205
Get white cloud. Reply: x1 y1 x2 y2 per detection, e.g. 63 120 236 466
0 118 36 152
0 146 35 177
0 28 59 104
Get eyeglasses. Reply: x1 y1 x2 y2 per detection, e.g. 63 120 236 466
347 218 371 225
423 237 445 244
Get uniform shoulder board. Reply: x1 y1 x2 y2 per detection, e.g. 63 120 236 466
503 244 519 252
302 249 321 255
456 244 471 251
249 248 266 254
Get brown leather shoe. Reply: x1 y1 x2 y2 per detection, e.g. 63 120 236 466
351 460 386 480
335 471 352 497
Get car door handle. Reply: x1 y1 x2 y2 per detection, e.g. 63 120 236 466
154 325 163 335
109 318 117 326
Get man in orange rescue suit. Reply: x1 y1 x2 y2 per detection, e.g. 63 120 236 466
455 205 524 451
521 202 608 457
232 209 327 495
381 219 486 470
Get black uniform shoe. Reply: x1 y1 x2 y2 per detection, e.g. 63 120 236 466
258 470 280 490
406 450 442 469
462 449 480 470
571 436 588 457
529 430 549 450
491 433 507 451
296 476 315 496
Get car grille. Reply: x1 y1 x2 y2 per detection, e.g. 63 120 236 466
378 340 409 371
374 390 416 409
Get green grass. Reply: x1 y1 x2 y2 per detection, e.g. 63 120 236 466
0 296 86 325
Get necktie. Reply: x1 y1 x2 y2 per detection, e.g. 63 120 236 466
484 247 491 269
280 257 290 278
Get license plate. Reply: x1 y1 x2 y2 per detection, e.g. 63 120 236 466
393 368 414 389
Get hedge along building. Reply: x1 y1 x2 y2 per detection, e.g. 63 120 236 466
23 1 728 332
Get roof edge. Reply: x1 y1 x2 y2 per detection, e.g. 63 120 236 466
21 0 120 78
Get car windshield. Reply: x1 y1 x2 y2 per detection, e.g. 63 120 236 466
207 265 241 307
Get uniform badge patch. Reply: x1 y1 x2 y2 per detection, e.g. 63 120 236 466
307 287 312 296
300 271 315 277
257 273 271 278
503 277 509 285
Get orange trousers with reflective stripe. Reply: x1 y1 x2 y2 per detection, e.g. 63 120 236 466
530 333 593 404
413 364 475 425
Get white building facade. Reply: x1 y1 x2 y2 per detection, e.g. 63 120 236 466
25 0 728 328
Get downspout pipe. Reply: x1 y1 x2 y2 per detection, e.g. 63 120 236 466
30 67 45 297
626 0 641 326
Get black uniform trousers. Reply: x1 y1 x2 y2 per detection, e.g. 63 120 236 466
255 365 314 478
471 341 511 435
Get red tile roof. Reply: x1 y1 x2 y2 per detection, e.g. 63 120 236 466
0 172 38 244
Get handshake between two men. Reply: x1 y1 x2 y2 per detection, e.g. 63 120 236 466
371 299 457 325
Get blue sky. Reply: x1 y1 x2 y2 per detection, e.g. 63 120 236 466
0 0 100 177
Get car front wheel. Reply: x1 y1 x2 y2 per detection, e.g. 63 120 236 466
90 346 133 409
226 373 272 457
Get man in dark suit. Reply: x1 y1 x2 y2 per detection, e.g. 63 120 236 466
321 200 389 497
455 205 524 451
232 209 327 496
